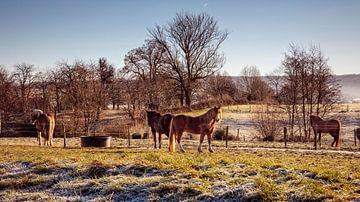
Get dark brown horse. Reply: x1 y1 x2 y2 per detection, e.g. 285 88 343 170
146 110 173 149
31 109 55 146
168 106 222 153
310 115 341 148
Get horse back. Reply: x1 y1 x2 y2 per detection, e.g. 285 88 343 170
172 115 202 134
161 114 173 133
317 119 341 133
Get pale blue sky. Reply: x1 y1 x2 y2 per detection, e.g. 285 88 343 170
0 0 359 75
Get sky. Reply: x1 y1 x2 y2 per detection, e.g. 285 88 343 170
0 0 359 75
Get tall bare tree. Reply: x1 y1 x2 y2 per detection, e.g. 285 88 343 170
266 67 284 102
123 40 165 105
13 63 36 113
239 65 272 102
0 66 17 120
149 12 228 107
281 44 341 141
206 71 237 104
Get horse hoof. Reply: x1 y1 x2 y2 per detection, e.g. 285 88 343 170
198 149 203 153
180 149 186 153
209 149 214 153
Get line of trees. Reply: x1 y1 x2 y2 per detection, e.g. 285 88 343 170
0 12 341 141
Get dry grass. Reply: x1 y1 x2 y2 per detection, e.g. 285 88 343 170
0 138 359 201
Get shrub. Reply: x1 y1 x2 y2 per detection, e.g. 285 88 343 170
143 132 149 139
131 133 142 139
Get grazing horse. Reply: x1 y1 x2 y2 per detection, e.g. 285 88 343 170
168 106 222 153
31 109 55 146
309 115 341 148
146 111 173 149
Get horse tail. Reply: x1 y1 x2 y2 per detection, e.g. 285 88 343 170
336 120 341 147
168 117 176 152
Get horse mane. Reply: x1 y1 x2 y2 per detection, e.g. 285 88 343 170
31 109 44 123
199 107 222 124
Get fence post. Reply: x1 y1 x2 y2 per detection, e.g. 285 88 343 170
284 127 287 148
63 125 66 147
237 128 240 141
127 125 131 147
355 129 357 146
225 126 229 148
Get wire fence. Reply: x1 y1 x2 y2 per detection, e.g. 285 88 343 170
1 121 359 150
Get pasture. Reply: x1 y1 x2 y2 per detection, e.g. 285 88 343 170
0 138 360 201
1 104 360 201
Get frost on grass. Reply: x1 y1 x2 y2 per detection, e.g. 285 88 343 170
0 150 359 201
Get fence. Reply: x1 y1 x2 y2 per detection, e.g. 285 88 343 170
1 121 359 150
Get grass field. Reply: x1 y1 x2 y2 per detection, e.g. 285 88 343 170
0 138 360 201
1 104 359 201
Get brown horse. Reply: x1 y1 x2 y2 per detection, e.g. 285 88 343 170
146 110 173 149
168 106 222 153
309 115 341 148
31 109 55 146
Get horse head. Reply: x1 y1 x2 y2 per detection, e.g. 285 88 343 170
146 110 161 126
309 115 322 126
213 106 222 122
31 109 44 124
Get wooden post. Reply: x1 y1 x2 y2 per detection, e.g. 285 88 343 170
237 128 240 141
225 126 229 148
63 125 66 147
355 129 357 146
284 127 287 148
127 125 130 147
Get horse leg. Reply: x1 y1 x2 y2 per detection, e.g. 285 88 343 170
177 132 185 153
38 132 42 146
198 133 205 152
207 133 214 153
313 130 317 149
330 132 337 147
318 133 322 148
152 128 157 149
159 133 162 149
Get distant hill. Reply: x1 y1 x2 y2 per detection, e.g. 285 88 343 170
336 74 360 102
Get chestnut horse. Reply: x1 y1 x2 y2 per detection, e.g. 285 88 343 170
310 115 341 148
168 106 222 153
146 111 173 149
31 109 55 146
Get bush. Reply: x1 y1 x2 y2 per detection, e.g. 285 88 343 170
131 133 142 139
213 129 225 140
252 105 284 142
143 132 149 139
213 129 236 141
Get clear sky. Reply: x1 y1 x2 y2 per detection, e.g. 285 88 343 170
0 0 359 75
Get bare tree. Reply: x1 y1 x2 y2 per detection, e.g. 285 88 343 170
206 71 238 104
239 65 272 102
123 40 165 105
13 63 36 113
57 61 101 133
0 66 17 120
281 44 341 141
149 12 228 107
266 67 284 102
